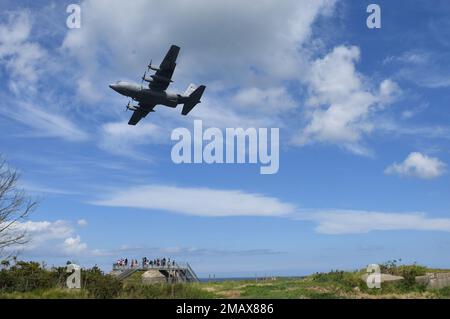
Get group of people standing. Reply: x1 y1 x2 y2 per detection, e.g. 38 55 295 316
142 257 176 268
116 258 136 267
115 257 176 269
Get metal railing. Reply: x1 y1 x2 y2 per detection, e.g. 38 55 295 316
113 262 187 271
186 263 199 282
112 261 199 282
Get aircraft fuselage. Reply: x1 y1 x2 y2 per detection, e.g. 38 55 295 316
109 81 189 108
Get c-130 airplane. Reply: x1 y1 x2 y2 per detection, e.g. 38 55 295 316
109 45 206 125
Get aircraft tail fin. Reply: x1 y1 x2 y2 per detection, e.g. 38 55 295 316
182 85 206 116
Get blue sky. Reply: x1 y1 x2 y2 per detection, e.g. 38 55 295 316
1 0 450 277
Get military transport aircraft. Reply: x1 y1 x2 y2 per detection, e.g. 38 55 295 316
109 45 206 125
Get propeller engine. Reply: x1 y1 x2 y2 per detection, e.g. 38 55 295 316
141 60 157 83
148 59 160 71
141 70 147 84
125 101 138 112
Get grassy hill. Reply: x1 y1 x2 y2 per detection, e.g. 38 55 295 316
1 261 450 299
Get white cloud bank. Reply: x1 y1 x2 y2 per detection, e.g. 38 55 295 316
91 184 450 234
298 210 450 234
92 185 296 217
385 152 446 179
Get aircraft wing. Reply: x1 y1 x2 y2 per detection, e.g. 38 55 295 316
128 102 156 125
149 45 180 91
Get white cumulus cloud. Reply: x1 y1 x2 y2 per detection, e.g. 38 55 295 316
385 152 446 179
294 46 401 156
3 220 74 250
1 219 93 257
62 235 88 255
77 219 88 227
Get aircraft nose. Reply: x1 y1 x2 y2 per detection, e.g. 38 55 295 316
109 83 121 93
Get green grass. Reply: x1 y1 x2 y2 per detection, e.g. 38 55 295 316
200 278 348 299
1 278 450 299
431 286 450 298
0 283 214 299
197 269 450 299
0 288 88 299
122 270 145 285
121 283 215 299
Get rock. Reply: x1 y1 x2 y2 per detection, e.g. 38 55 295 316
416 273 450 289
361 273 404 283
380 274 405 282
141 269 167 284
